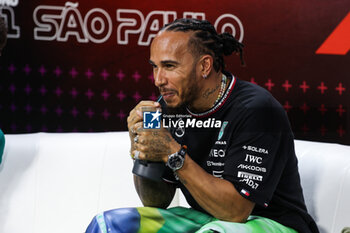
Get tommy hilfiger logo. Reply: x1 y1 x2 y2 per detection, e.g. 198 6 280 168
240 189 250 197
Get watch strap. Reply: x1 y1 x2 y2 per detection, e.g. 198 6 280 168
178 145 187 158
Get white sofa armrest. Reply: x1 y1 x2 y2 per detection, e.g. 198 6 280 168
295 140 350 233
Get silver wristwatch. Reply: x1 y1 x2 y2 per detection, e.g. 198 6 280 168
166 145 187 171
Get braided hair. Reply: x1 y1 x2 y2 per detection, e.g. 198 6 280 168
162 18 244 72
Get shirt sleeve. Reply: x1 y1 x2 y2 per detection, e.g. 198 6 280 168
222 105 292 207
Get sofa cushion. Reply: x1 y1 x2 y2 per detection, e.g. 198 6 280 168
295 140 350 233
0 133 349 233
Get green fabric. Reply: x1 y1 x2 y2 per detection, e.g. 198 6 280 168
158 207 214 233
196 215 298 233
135 207 298 233
0 129 4 164
136 207 213 233
137 207 164 233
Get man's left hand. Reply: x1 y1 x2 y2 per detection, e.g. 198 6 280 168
131 122 180 163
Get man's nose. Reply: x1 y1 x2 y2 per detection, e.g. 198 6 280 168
154 69 167 87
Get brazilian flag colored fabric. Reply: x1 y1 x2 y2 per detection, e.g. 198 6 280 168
85 206 298 233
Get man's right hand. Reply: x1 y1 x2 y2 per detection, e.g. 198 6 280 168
127 101 176 209
127 100 161 158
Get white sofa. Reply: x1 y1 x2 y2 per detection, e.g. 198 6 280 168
0 132 349 233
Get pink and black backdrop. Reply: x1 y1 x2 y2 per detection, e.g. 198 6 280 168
0 0 349 144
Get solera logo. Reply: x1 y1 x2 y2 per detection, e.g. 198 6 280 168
33 2 244 45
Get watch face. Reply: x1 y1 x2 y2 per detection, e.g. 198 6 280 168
169 154 184 170
173 157 183 167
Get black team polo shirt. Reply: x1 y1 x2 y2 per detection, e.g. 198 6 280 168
161 72 319 233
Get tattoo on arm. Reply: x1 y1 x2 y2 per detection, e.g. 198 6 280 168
141 131 175 161
165 134 172 142
178 175 187 185
152 131 159 136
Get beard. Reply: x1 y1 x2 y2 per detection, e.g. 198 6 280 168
165 103 186 115
162 66 200 114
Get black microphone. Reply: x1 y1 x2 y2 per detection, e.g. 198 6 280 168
132 96 166 181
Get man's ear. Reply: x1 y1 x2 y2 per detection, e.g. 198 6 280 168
199 55 214 78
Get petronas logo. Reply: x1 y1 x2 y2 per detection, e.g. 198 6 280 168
218 121 228 140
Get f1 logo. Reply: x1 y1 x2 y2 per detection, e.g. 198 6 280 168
316 12 350 55
143 110 161 129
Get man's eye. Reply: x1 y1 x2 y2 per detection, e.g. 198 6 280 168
165 64 175 68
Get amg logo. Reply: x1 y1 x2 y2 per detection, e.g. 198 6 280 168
237 171 263 181
215 141 227 145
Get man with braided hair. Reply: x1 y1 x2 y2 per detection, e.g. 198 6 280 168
86 18 319 233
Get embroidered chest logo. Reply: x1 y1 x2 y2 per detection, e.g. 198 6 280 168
217 121 228 140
